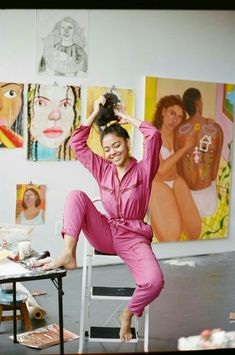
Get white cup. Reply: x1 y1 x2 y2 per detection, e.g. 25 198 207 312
18 241 32 260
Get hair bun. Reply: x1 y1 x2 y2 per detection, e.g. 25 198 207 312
95 92 120 130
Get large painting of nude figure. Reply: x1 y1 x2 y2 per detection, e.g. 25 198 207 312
144 76 234 242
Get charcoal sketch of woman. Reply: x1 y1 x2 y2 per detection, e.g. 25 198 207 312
38 16 88 77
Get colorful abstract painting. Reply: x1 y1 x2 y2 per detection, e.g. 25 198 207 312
27 83 80 161
16 184 46 225
86 85 135 156
144 76 234 242
0 82 24 148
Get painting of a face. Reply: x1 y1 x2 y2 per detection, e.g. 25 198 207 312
23 190 38 208
30 85 75 149
60 21 74 41
162 105 184 131
0 83 23 128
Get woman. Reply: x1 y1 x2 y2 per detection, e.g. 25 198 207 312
16 188 45 225
41 95 164 342
149 95 202 242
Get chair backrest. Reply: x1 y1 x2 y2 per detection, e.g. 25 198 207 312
92 196 108 222
92 197 102 204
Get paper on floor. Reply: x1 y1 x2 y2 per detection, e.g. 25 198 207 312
162 259 196 267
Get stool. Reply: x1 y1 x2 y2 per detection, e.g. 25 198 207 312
0 288 32 331
78 197 149 353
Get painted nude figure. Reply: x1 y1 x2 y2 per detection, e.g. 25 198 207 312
174 88 224 218
149 95 202 242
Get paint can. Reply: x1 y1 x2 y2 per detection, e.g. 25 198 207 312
18 241 32 260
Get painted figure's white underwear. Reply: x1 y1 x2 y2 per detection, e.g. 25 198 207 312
164 180 174 189
191 181 218 218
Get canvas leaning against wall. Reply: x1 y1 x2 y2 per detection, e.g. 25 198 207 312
36 9 88 77
16 184 46 225
0 82 24 148
144 76 234 243
27 83 80 161
86 85 135 156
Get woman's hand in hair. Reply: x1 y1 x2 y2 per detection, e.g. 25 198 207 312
114 108 141 128
85 95 106 126
93 95 106 115
114 107 129 124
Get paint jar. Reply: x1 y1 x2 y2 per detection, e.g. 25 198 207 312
18 241 32 260
1 283 13 293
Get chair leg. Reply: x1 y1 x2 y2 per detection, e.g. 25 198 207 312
78 237 88 354
20 303 32 331
144 305 149 352
0 304 3 325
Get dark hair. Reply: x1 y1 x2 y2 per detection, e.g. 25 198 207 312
11 83 24 136
182 88 201 116
22 188 41 209
100 123 129 145
153 95 186 129
95 92 120 131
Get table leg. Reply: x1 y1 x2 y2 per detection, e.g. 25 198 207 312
12 282 18 343
58 277 64 355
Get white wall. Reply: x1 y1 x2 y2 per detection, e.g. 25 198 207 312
0 9 235 266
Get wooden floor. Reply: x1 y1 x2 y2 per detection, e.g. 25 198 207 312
1 251 235 354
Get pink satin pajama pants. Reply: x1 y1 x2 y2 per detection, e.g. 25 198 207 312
62 190 164 317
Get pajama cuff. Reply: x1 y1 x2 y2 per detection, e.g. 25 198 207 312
61 228 79 240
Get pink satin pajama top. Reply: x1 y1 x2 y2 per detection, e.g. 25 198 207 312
69 121 162 240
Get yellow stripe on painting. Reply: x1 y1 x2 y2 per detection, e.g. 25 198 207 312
0 131 15 148
144 77 157 123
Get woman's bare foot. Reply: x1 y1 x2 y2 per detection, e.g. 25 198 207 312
42 254 77 271
119 307 133 342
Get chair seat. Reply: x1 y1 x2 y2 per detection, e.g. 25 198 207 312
0 289 32 331
94 249 117 256
0 289 28 306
